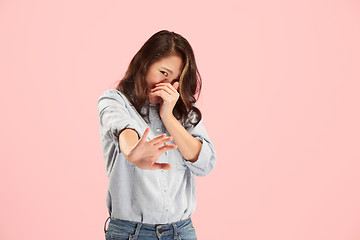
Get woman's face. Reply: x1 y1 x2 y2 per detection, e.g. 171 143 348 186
145 54 183 104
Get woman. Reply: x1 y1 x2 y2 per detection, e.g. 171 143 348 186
97 30 216 240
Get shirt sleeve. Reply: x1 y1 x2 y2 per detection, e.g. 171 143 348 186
97 89 142 175
97 89 142 142
183 107 216 177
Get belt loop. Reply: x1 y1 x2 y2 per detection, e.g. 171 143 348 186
172 222 179 239
132 222 142 239
103 216 111 233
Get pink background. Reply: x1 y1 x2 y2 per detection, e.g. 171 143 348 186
1 0 360 239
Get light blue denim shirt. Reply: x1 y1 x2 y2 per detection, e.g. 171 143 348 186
97 89 216 224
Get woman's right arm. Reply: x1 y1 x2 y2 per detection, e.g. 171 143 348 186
119 127 177 170
98 89 176 172
119 129 139 160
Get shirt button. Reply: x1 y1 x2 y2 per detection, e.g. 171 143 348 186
163 189 167 192
156 128 161 132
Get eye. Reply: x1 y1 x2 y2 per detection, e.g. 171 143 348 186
160 71 168 77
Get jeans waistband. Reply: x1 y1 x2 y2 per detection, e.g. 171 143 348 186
104 216 192 238
109 217 190 227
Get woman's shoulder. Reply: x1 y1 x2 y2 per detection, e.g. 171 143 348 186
98 88 129 104
99 88 122 97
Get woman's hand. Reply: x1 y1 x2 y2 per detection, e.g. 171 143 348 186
150 82 179 118
126 127 177 170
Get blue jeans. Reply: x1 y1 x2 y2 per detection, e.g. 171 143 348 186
104 216 197 240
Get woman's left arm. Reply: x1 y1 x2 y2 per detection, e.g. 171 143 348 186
150 82 216 176
161 114 202 162
161 110 216 177
151 82 202 162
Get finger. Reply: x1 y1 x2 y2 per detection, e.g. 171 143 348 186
153 136 173 146
158 144 178 152
140 127 150 142
153 83 177 94
164 83 178 94
152 162 172 170
159 82 178 93
173 81 179 91
151 90 174 103
148 133 167 143
155 82 173 88
157 145 178 158
151 86 173 95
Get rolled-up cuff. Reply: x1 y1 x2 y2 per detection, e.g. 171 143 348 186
185 136 216 176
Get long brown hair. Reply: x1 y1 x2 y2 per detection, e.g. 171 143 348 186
116 30 202 126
